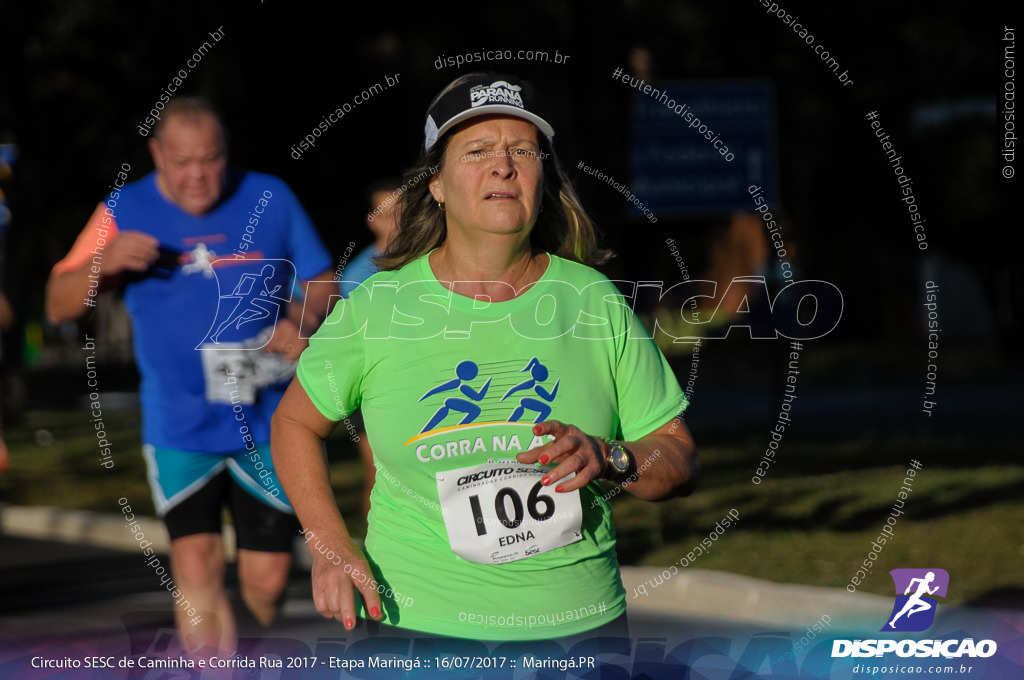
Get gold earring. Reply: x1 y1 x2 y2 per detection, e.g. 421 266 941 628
438 201 446 212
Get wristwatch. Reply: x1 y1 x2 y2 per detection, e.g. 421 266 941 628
602 439 637 483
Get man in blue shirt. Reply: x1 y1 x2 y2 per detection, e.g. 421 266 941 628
46 97 334 654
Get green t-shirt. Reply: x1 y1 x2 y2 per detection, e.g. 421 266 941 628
296 251 686 640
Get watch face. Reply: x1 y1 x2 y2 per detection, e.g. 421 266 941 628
610 445 630 472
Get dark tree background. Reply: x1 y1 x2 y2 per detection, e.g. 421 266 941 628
0 1 1015 402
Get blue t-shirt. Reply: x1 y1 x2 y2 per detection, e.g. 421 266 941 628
112 170 331 452
339 244 380 297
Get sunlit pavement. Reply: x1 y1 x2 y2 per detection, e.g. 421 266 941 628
0 518 890 643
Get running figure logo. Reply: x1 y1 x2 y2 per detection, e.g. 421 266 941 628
196 259 296 350
881 568 949 632
418 360 492 433
502 357 559 423
181 243 217 277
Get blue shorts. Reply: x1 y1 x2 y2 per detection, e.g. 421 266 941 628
143 443 297 551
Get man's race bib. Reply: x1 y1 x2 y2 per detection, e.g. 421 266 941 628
200 328 297 405
436 461 582 565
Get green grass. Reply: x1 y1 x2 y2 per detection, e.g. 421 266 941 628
603 437 1024 605
1 409 153 512
3 410 1021 606
0 409 368 526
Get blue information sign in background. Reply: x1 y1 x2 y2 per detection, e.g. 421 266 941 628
630 80 778 217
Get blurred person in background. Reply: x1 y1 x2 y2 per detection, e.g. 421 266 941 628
340 178 402 521
700 212 771 330
273 72 700 643
0 144 14 474
341 178 403 298
44 96 335 655
0 288 10 473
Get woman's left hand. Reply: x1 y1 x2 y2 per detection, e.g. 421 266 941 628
515 420 607 492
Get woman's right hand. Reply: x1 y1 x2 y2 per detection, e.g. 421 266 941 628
310 541 384 630
272 380 386 629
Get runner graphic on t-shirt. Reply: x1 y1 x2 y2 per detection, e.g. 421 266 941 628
210 264 282 343
182 242 217 278
419 360 492 433
502 357 559 423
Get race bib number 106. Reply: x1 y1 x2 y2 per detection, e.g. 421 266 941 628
436 461 583 565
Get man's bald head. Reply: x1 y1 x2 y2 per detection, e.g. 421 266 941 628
148 97 228 216
152 96 227 144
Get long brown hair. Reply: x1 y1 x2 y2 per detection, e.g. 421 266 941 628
374 76 612 270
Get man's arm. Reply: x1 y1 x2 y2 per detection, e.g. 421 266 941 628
265 181 336 358
265 268 336 361
295 267 338 334
45 203 159 324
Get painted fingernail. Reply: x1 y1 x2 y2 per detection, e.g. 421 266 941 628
541 476 551 486
539 454 549 465
345 618 354 629
555 485 564 493
533 425 542 435
370 606 380 617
